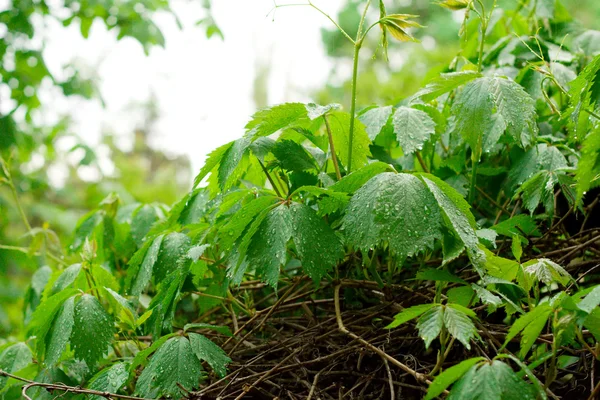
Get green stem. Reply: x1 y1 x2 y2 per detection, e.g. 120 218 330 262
584 108 600 121
415 151 430 173
347 0 371 173
0 244 29 253
258 159 283 198
323 114 342 180
348 41 362 173
469 155 479 203
308 1 355 45
1 161 32 232
476 0 488 72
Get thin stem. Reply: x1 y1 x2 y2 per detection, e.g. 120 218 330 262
323 114 342 180
356 0 372 37
476 0 488 72
415 151 430 173
0 244 29 253
584 108 600 121
347 0 371 173
469 156 479 203
348 42 361 173
309 1 355 44
1 161 32 232
258 159 283 198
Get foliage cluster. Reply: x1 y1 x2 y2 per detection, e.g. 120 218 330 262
2 0 600 399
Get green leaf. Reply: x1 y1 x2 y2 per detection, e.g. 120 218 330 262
305 102 341 119
104 287 137 326
183 323 233 337
217 137 252 191
386 304 435 328
417 305 444 349
289 203 344 282
575 126 600 205
502 304 552 358
519 171 556 215
566 55 600 140
45 296 75 366
489 77 538 148
193 141 234 188
522 258 572 286
443 305 477 349
472 284 503 311
188 333 231 378
0 343 32 389
421 176 485 272
71 294 114 368
447 286 475 307
130 234 163 296
584 309 600 342
328 111 372 170
437 0 471 10
246 205 293 287
245 102 308 137
452 77 537 155
511 234 523 262
153 232 191 283
392 106 436 154
330 161 394 193
219 196 279 252
518 308 552 358
417 268 466 284
492 214 540 237
135 336 202 398
230 205 276 283
578 285 600 314
379 14 422 42
358 106 392 140
536 0 555 18
342 173 442 258
86 362 129 400
130 332 178 375
476 229 498 248
131 205 160 246
448 360 537 400
27 288 78 356
452 77 495 153
271 140 317 171
50 263 82 295
425 357 485 400
70 210 103 251
410 71 482 103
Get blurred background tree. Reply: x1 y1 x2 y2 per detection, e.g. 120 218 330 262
317 0 600 107
0 0 201 335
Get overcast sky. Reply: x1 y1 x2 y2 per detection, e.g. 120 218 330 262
41 0 345 176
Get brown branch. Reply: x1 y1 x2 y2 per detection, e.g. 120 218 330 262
333 284 432 387
0 370 149 400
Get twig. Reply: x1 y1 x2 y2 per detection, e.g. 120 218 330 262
0 370 149 400
333 285 432 386
306 372 321 400
382 357 395 400
233 348 301 400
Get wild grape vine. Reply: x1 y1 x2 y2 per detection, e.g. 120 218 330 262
1 0 600 399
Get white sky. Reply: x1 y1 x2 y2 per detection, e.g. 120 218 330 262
39 0 345 175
